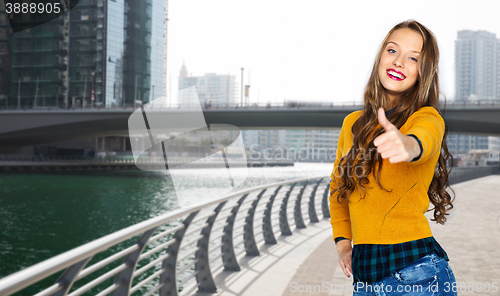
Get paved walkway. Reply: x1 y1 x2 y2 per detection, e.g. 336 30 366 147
200 220 333 296
196 174 500 296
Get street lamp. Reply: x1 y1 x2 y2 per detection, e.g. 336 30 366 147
17 78 21 110
240 68 244 106
91 72 95 108
135 75 139 104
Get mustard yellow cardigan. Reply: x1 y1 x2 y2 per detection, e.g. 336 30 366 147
329 106 445 245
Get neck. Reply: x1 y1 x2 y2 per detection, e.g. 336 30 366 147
385 91 398 109
386 96 398 110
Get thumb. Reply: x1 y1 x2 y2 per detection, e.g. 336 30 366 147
378 107 396 131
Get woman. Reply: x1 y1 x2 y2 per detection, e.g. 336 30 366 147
329 20 457 295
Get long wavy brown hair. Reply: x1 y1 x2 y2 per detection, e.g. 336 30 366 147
331 20 455 224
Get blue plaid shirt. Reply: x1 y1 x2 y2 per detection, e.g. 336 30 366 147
335 236 449 283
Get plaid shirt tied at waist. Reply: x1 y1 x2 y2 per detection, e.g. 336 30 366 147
335 236 449 284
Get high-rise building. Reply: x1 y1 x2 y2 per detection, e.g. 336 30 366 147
241 130 259 149
178 62 237 107
455 30 499 102
121 0 165 106
7 0 165 108
0 1 11 107
448 30 500 159
9 10 66 107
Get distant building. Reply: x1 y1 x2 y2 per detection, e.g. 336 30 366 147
489 136 500 151
178 62 237 107
284 129 339 161
243 128 340 162
461 149 499 167
448 30 500 159
454 30 499 102
241 130 259 149
446 134 489 157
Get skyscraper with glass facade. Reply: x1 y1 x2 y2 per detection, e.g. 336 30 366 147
8 9 66 107
6 0 165 108
0 1 11 107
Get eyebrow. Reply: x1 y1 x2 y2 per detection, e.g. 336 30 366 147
387 41 420 54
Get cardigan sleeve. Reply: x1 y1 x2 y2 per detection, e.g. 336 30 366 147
334 237 349 244
407 134 423 162
404 107 445 165
329 118 353 242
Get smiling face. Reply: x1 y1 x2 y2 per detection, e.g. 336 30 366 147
378 28 423 103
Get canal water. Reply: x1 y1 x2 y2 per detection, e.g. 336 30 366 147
0 162 334 295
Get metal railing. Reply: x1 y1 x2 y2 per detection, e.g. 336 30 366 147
0 175 332 296
448 165 499 185
0 165 497 295
2 99 498 112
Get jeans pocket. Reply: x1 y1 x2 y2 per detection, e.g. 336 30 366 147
393 257 438 286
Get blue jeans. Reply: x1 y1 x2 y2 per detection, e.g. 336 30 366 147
352 253 457 295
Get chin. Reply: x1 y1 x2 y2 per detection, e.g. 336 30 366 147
382 81 406 92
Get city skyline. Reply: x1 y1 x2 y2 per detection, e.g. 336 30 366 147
167 0 500 105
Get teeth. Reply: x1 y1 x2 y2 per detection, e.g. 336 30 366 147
388 70 404 79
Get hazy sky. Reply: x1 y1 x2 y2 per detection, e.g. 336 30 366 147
166 0 500 105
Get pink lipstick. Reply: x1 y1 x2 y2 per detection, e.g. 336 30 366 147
386 69 405 81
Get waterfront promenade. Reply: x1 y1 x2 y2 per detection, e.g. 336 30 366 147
200 174 500 296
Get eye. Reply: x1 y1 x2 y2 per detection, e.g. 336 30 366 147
388 49 396 54
411 57 418 62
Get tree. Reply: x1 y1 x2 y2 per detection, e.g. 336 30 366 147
172 136 189 157
200 137 212 157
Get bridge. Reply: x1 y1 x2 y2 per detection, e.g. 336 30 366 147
2 101 500 147
0 165 498 296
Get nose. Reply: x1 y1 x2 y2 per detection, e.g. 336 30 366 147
393 55 404 68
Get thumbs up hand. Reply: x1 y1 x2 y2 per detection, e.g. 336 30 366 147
373 108 421 164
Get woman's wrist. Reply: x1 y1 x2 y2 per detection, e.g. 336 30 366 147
336 239 352 253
